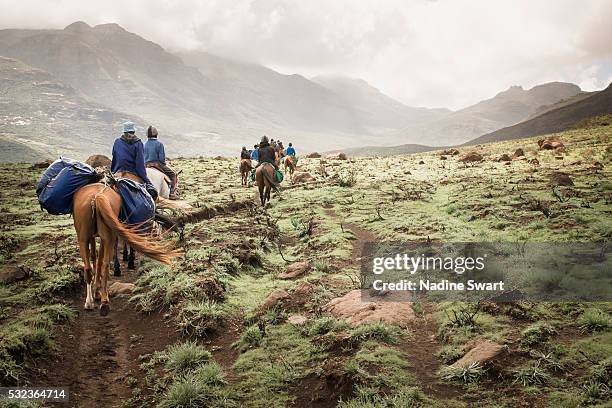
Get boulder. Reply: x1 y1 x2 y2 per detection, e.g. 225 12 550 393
306 152 322 158
258 289 290 313
85 154 111 168
549 172 574 186
441 148 460 156
513 148 525 157
451 340 505 368
327 153 348 160
0 265 30 284
293 280 316 298
108 282 136 296
498 154 511 162
292 171 316 184
459 152 483 162
288 315 308 326
439 155 447 160
323 289 416 328
418 160 425 165
538 138 564 150
278 261 311 279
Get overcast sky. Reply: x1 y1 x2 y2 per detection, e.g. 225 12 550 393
1 0 611 109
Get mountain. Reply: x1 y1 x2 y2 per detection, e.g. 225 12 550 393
0 56 152 162
327 143 440 157
0 22 447 158
386 82 582 146
310 75 450 132
466 82 612 145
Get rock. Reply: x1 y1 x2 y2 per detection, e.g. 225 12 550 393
327 153 348 160
498 154 511 162
278 261 311 279
439 155 447 160
323 289 416 328
288 315 308 325
549 172 574 186
538 138 564 150
214 155 224 160
293 281 316 298
31 159 53 169
459 152 483 162
592 161 604 170
258 289 290 313
528 158 539 166
513 148 525 157
451 340 505 368
441 148 460 156
108 282 136 296
0 265 30 284
555 146 567 154
306 152 322 158
418 160 425 165
85 154 111 168
292 171 316 184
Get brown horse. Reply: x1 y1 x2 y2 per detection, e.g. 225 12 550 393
240 158 252 186
284 155 296 176
73 183 180 316
255 163 276 205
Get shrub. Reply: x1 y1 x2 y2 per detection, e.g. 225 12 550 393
577 308 611 333
521 322 557 346
438 362 484 383
513 362 551 386
589 357 611 386
233 325 263 352
308 317 339 336
437 346 463 364
349 323 401 345
164 342 212 375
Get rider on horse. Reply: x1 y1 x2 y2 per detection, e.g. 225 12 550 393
285 142 296 157
111 122 158 200
144 126 178 199
256 136 278 170
241 146 251 160
251 144 259 166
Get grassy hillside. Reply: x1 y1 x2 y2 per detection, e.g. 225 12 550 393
0 124 610 407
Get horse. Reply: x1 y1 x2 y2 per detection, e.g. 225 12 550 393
284 155 296 176
240 159 252 186
73 183 180 316
255 163 276 205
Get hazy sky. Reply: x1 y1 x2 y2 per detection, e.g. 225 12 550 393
1 0 611 109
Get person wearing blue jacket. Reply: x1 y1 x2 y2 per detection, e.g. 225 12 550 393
285 142 296 157
144 126 178 199
111 122 157 200
251 144 259 165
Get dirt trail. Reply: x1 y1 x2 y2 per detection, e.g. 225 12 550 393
31 264 177 408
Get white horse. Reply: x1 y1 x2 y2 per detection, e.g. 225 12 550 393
146 167 171 199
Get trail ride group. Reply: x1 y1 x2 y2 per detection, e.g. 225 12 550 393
35 122 298 316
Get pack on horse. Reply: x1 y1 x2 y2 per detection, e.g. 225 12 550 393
240 158 252 186
255 164 277 205
146 165 180 199
73 181 181 316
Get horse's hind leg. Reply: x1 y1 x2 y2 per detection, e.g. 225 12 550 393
113 240 121 277
98 234 115 316
78 240 95 310
128 246 135 270
122 239 128 261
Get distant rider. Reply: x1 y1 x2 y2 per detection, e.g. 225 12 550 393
285 142 296 157
144 126 178 199
251 144 259 166
241 146 251 160
111 122 157 200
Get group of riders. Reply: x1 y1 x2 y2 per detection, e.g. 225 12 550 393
111 122 298 203
240 136 297 170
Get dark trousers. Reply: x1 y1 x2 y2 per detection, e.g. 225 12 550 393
147 161 177 193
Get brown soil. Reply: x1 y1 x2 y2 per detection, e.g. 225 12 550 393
29 263 178 408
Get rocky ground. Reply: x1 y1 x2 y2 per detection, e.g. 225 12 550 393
0 120 611 407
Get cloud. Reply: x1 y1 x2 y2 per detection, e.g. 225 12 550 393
0 0 610 109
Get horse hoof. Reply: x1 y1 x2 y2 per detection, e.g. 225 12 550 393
113 270 121 277
99 303 110 316
127 262 135 270
84 302 94 311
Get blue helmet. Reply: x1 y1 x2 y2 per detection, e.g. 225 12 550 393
123 121 136 133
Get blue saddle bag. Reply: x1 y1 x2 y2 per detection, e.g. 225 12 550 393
116 178 155 229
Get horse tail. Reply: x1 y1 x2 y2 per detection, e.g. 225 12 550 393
262 164 278 192
94 194 182 265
